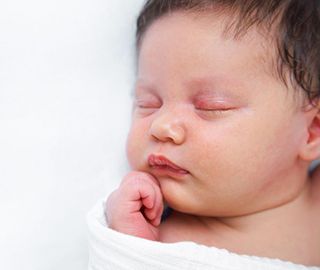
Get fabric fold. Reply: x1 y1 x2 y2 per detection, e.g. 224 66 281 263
87 199 320 270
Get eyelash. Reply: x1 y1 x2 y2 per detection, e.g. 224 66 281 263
196 106 230 110
134 98 233 118
136 102 161 109
195 107 233 118
195 106 232 111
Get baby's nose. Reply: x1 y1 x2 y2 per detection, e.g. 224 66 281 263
149 110 186 145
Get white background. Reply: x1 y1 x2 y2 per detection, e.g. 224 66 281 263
0 0 144 269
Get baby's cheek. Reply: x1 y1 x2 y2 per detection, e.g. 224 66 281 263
126 134 138 168
126 124 146 169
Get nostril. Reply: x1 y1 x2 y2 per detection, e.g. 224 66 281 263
149 121 186 145
151 133 175 143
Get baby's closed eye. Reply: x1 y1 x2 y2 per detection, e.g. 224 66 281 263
194 99 237 118
136 99 162 109
134 94 162 116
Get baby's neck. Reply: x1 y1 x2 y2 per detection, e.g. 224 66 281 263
159 178 320 266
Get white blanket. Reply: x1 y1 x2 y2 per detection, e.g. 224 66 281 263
87 199 320 270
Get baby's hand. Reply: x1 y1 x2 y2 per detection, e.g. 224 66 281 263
105 171 164 241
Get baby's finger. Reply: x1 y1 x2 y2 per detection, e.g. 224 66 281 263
143 184 164 225
143 205 157 221
154 192 164 226
119 174 157 212
140 185 156 210
122 171 160 188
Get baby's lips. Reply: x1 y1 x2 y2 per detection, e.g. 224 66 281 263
147 154 189 174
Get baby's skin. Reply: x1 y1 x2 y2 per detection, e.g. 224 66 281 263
106 11 320 266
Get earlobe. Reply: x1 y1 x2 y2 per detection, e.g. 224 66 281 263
300 109 320 161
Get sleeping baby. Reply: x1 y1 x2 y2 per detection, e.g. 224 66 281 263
92 0 320 268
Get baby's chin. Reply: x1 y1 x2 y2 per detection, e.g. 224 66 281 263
160 190 220 217
162 191 267 218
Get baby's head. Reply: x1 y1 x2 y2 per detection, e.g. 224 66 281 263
126 0 320 217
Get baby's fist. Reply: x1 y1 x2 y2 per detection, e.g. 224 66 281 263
105 171 164 241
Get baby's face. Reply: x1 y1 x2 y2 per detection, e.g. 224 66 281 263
127 12 310 217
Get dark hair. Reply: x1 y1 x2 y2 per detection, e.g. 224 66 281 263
136 0 320 105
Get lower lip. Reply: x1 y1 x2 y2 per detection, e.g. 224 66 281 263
150 165 189 178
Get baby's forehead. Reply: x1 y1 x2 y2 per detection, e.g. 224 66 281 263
140 11 284 89
195 11 281 74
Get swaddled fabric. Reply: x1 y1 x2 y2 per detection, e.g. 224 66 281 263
87 199 320 270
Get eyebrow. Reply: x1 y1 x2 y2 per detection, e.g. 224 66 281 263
135 75 248 99
185 75 247 97
134 80 157 95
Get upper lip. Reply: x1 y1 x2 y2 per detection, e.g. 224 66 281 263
147 154 189 173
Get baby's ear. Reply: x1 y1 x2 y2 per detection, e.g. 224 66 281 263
299 107 320 161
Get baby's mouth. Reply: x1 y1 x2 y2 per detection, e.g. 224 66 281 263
147 154 189 175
